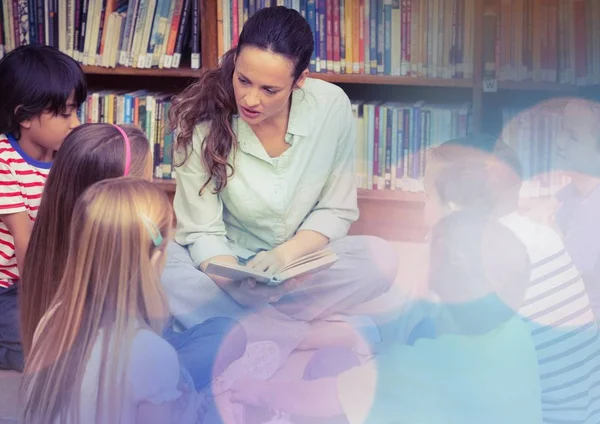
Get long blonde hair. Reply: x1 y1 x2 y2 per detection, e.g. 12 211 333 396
19 177 173 424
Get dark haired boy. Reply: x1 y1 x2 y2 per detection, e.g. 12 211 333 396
0 44 86 371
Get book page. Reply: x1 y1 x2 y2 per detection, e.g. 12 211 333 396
279 249 336 273
276 253 339 282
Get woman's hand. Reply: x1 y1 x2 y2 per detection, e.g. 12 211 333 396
246 246 291 274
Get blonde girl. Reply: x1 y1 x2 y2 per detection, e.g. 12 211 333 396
20 123 246 393
20 178 202 424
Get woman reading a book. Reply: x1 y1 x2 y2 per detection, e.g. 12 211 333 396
161 6 398 359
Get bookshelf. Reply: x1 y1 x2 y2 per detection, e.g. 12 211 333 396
82 65 203 78
2 0 597 242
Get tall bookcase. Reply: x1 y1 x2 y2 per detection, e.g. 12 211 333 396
15 0 600 241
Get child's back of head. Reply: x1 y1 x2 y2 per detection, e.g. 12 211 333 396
428 209 530 333
427 134 523 216
20 177 173 424
20 123 152 356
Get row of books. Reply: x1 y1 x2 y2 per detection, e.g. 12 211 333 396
77 90 475 194
218 0 476 79
353 101 472 191
483 0 600 86
0 0 200 69
78 89 569 199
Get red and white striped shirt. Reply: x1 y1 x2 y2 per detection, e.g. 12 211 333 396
0 134 50 287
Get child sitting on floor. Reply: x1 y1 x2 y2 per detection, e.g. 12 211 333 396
0 44 86 371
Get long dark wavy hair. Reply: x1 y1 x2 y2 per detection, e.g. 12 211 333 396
169 6 314 194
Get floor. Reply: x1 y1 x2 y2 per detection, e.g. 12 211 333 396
0 241 428 422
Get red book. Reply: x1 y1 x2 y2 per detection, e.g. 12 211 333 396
232 0 239 48
326 0 333 72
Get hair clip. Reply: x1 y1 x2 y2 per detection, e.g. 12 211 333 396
140 215 163 247
112 124 131 176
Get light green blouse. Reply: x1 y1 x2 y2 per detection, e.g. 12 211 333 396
173 78 359 266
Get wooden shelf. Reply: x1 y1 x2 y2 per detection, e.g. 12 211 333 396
153 179 426 203
357 189 426 203
309 73 474 88
82 65 202 78
496 80 580 93
153 179 176 193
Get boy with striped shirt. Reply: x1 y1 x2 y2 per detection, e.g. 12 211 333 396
0 45 86 371
430 136 600 423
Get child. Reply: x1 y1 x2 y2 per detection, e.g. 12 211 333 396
429 136 600 424
0 44 86 371
20 178 203 423
554 98 600 318
231 210 542 424
20 123 247 394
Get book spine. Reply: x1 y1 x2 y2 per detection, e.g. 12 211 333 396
172 0 191 68
385 107 392 190
363 0 369 74
339 0 345 73
317 0 326 71
369 0 376 73
332 0 340 73
325 0 332 72
307 0 316 71
190 0 200 69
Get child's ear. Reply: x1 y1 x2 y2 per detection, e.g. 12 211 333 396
14 106 32 129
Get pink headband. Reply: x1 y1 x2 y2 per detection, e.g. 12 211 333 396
112 125 131 176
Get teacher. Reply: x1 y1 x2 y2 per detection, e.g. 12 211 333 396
162 6 398 354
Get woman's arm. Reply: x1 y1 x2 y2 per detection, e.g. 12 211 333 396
296 94 359 243
173 125 237 268
278 230 329 262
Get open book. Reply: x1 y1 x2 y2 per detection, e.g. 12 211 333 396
205 249 339 286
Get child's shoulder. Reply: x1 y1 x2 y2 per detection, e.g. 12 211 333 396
0 133 15 156
0 134 24 170
499 212 566 261
127 328 181 402
131 328 178 363
0 133 24 162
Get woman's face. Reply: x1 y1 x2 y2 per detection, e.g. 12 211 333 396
232 46 306 126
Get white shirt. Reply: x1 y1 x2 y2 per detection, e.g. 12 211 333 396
70 328 183 424
173 78 359 266
500 212 600 423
